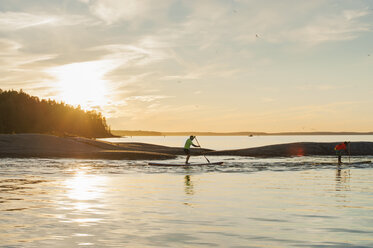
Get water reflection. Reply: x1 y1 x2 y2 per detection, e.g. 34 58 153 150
0 178 47 212
1 158 373 247
57 168 108 226
64 169 107 201
184 175 194 195
183 175 195 207
335 166 351 192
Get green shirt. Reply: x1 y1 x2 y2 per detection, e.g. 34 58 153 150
184 138 193 149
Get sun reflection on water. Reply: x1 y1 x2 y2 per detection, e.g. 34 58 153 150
57 167 109 228
64 169 107 202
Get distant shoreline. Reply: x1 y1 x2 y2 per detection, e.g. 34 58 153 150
112 130 373 136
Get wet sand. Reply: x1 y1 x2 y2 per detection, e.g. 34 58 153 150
1 134 373 160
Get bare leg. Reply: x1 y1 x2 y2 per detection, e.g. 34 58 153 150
338 155 342 165
186 154 190 164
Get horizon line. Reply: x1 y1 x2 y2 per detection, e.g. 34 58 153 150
111 130 373 135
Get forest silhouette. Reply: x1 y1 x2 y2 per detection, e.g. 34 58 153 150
0 89 112 138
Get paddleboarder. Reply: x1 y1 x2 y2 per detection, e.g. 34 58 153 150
184 135 200 164
334 141 349 165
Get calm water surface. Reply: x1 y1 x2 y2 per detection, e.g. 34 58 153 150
102 135 373 150
1 155 373 247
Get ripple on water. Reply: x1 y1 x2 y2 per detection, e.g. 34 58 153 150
0 156 372 175
1 157 373 247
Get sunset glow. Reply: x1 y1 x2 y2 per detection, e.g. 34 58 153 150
47 61 112 109
1 0 373 132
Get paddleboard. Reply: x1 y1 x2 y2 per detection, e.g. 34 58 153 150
148 162 224 166
312 160 371 166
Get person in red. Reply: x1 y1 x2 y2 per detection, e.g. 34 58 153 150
334 141 349 164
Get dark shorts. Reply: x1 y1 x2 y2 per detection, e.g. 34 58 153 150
335 149 344 156
184 149 190 155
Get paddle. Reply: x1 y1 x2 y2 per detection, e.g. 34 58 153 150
194 137 210 163
348 141 351 163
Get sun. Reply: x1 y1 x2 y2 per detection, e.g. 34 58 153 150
48 60 115 109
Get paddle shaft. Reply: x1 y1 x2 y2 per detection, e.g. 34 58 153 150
194 137 210 163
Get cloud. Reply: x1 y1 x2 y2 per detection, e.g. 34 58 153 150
179 1 371 47
0 39 22 53
272 10 371 46
81 0 173 25
125 95 171 102
41 35 171 109
0 39 57 68
0 12 58 30
0 11 99 31
92 36 171 67
89 0 146 24
162 72 201 81
343 9 369 20
1 0 372 132
0 39 57 94
81 38 172 96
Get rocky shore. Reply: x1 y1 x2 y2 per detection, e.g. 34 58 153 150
1 134 373 160
206 142 373 157
0 134 176 160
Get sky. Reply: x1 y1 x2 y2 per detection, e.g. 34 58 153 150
0 0 372 132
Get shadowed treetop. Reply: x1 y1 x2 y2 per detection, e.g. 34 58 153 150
0 89 112 138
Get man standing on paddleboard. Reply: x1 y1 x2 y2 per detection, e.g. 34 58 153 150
334 141 349 165
184 136 200 164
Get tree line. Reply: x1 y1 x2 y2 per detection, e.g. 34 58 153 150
0 89 113 138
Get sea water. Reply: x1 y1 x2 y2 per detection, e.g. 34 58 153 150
1 136 373 247
101 135 373 150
